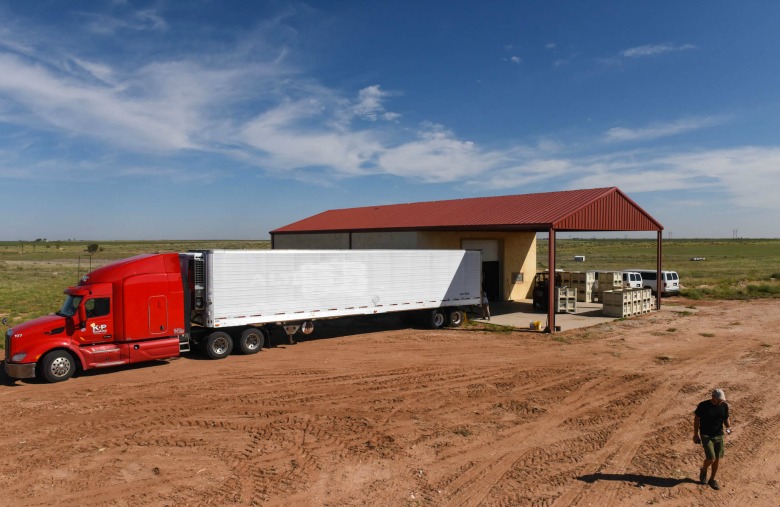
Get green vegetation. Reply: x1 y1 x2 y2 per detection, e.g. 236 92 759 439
0 240 270 334
539 238 780 301
2 237 779 350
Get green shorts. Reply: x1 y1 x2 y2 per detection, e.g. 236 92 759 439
701 434 725 460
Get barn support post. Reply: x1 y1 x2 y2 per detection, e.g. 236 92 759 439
547 228 556 334
657 230 663 310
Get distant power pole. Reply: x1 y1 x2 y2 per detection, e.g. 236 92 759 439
732 229 738 239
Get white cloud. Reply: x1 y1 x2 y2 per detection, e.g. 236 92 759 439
466 144 780 217
510 56 521 64
655 147 780 210
0 10 777 225
468 159 574 190
81 9 168 35
241 99 383 176
620 43 696 58
377 126 503 183
604 116 723 143
352 85 400 122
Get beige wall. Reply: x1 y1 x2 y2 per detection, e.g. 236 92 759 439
418 231 536 300
274 230 537 300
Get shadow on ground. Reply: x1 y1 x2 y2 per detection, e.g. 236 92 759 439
577 472 699 488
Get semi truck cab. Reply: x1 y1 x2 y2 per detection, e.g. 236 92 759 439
4 254 188 382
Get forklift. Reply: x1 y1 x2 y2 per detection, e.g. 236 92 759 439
532 271 562 312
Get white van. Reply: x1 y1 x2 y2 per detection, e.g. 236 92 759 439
622 271 643 289
627 269 680 295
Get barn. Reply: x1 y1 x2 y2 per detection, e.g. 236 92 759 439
270 187 665 332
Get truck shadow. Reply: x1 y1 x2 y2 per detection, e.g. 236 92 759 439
577 472 699 488
0 358 174 385
76 360 175 378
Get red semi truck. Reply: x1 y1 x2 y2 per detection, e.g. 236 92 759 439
3 249 481 383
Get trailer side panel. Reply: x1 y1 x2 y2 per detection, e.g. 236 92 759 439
201 250 481 328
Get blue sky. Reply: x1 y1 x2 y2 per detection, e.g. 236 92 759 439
1 1 779 240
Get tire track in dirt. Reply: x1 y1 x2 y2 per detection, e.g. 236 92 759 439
439 375 614 507
550 318 760 507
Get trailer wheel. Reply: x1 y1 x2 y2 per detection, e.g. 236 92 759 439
447 309 464 327
39 350 77 383
429 310 446 329
238 327 266 355
203 331 233 359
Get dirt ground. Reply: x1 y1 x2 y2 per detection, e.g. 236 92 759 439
2 299 779 506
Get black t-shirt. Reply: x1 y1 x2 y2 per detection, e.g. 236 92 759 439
695 400 729 437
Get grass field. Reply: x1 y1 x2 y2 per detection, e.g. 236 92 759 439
1 238 778 345
0 240 270 329
538 238 780 300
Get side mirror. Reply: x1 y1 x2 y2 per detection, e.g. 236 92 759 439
1 317 7 326
77 305 87 327
65 316 76 335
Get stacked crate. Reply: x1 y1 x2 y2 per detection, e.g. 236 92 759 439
554 287 577 313
602 288 654 318
596 271 623 302
570 271 595 302
560 271 574 289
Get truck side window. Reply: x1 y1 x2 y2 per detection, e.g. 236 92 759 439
85 297 111 318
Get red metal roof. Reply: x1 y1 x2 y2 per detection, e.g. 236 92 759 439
271 187 663 234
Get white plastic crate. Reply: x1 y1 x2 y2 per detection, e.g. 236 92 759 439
555 287 577 313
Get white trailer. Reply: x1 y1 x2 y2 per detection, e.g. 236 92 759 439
188 249 482 346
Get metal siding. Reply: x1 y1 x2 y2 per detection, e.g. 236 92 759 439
272 187 662 234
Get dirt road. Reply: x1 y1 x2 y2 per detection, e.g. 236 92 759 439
2 299 778 506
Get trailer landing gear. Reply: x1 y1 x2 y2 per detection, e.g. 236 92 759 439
282 321 314 345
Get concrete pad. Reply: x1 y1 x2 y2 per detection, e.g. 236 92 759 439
470 299 622 332
469 298 693 332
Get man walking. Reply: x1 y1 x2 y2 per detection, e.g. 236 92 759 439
693 388 732 490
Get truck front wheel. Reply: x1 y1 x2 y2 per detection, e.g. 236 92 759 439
203 331 233 359
39 350 77 383
238 327 266 355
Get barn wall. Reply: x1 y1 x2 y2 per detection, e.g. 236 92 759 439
274 230 537 300
273 233 350 249
351 231 419 249
417 231 536 300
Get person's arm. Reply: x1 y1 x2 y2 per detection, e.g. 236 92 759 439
693 414 701 444
725 405 732 433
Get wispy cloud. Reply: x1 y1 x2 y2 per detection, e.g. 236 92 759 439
352 85 400 122
377 125 504 183
604 116 723 143
599 42 696 66
80 9 168 35
620 43 696 58
0 7 778 222
467 145 780 214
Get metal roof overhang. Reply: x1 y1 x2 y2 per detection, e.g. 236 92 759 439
270 187 665 334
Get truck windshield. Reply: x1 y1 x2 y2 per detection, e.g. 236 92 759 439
57 295 84 317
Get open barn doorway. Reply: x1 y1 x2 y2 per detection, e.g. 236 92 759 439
462 239 501 301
